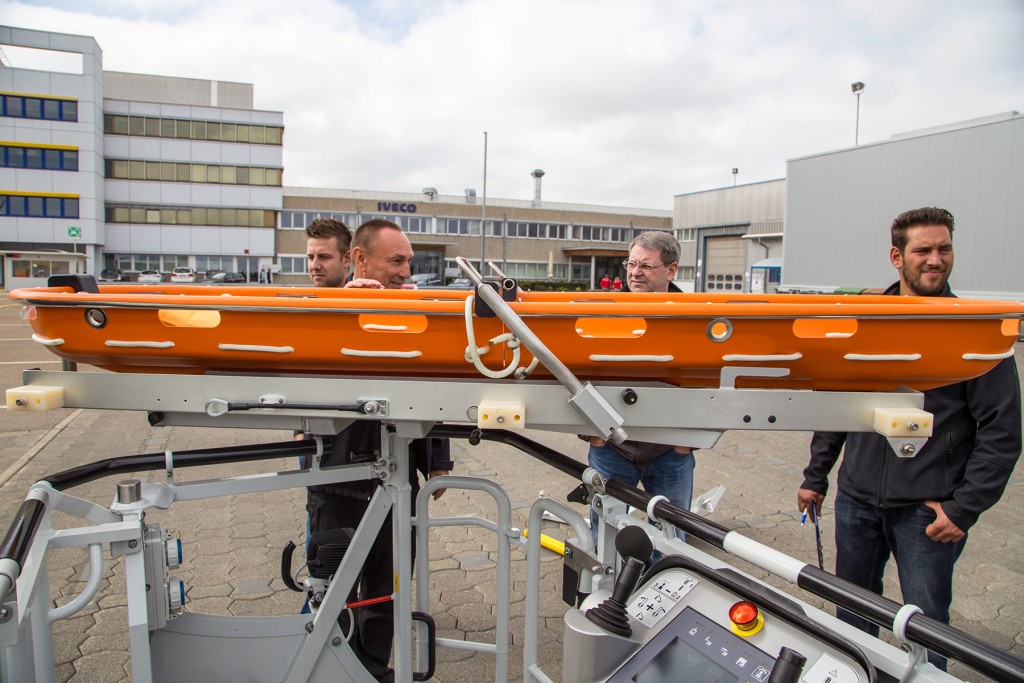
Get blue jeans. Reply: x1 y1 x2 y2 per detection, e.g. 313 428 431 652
588 443 695 546
834 489 966 671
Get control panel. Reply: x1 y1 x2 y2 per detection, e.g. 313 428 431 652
564 568 867 683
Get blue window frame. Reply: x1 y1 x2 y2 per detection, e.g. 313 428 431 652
0 193 80 218
1 94 78 122
0 145 79 171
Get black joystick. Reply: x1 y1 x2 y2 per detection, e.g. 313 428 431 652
585 556 645 637
766 647 806 683
584 527 655 637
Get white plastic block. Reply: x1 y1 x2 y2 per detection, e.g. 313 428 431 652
873 408 933 437
6 385 65 412
478 401 526 430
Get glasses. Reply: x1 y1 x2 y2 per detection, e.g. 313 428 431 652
623 260 671 272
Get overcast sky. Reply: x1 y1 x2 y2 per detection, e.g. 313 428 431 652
3 0 1023 209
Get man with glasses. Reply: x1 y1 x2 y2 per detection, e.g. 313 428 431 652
587 231 695 543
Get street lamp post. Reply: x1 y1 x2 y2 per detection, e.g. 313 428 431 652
851 81 865 146
481 131 488 271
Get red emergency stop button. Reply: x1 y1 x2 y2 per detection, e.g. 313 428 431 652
728 600 764 636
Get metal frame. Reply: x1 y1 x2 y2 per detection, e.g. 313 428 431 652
2 369 968 683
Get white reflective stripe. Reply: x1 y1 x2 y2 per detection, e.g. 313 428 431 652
962 350 1014 361
844 353 921 361
362 324 409 331
31 334 64 346
722 353 802 362
218 343 293 354
722 532 806 583
106 340 175 348
589 354 674 363
342 348 422 358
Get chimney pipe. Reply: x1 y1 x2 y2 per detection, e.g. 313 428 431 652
530 169 545 207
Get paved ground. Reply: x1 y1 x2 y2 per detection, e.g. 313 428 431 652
0 292 1022 682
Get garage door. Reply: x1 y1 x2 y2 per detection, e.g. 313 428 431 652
704 236 744 292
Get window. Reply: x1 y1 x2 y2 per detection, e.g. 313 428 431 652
441 218 479 235
26 148 43 169
104 203 277 227
162 255 189 270
0 146 77 171
100 111 283 145
3 94 78 122
1 193 80 218
403 216 431 233
279 256 307 274
4 96 24 117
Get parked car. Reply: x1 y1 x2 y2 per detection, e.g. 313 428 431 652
203 271 246 284
405 273 443 287
98 268 125 283
170 267 196 283
448 278 474 290
138 270 161 284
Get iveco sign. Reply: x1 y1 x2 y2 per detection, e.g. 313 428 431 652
377 202 417 213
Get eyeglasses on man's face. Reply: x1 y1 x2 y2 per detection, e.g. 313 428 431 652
622 259 672 272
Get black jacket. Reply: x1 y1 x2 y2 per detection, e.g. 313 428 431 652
801 282 1021 532
304 421 453 500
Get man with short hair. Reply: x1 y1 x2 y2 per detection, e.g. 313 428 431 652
303 218 452 681
797 207 1021 671
587 231 696 543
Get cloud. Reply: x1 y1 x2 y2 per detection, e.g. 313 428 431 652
4 0 1023 208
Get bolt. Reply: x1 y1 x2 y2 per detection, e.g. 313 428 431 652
305 621 314 634
908 421 920 431
900 443 917 456
496 415 505 424
594 499 602 510
0 607 10 623
15 398 26 407
128 539 138 549
332 636 343 647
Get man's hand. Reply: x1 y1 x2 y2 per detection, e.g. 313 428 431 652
344 278 384 289
924 501 965 543
588 436 607 447
673 446 692 455
428 469 448 500
797 488 825 521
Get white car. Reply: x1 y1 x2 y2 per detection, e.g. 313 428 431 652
138 270 161 284
170 267 196 283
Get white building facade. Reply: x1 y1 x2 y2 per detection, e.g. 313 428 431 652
1 26 283 288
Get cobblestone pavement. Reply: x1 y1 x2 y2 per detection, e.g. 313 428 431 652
1 294 1021 682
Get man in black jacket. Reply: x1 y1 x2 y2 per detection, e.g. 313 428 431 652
797 207 1021 671
303 218 452 681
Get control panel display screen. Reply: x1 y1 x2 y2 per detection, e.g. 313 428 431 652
609 607 775 683
633 636 734 682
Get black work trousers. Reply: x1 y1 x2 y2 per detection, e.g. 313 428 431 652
307 487 417 682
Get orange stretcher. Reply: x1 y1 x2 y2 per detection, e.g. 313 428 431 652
10 282 1023 391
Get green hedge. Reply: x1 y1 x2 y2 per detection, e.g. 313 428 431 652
513 279 588 292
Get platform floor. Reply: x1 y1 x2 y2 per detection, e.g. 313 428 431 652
1 294 1022 682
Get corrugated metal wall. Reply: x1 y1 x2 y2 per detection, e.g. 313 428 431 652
783 113 1024 300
